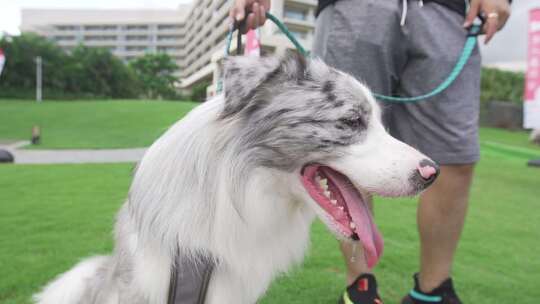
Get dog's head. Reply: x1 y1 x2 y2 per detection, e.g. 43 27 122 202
221 52 439 268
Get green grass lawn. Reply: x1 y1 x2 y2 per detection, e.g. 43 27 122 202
2 99 539 155
1 139 539 303
0 100 197 149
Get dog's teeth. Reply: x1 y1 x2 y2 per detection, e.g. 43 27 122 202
350 222 356 229
324 191 331 198
318 179 328 191
338 206 344 211
330 199 337 205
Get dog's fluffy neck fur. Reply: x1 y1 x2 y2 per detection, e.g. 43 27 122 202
126 96 314 303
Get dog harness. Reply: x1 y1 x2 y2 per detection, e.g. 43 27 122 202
167 252 215 304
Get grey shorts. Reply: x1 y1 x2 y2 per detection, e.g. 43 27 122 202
313 0 482 165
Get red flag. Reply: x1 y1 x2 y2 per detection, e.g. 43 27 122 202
525 9 540 128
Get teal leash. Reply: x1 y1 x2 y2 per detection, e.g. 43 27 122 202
265 13 308 56
224 12 482 104
373 24 482 103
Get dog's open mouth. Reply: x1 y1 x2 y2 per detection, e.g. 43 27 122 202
301 164 383 268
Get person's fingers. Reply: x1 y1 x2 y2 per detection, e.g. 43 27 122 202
483 14 499 44
245 13 256 32
261 0 271 12
252 2 261 27
497 10 510 30
231 0 247 21
229 0 270 31
258 4 267 26
464 0 481 28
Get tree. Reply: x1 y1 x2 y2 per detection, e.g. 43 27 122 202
65 46 139 98
0 33 69 98
129 53 179 99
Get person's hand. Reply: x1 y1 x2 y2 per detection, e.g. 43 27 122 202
229 0 271 33
464 0 511 44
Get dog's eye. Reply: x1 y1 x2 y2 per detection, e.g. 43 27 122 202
340 116 366 130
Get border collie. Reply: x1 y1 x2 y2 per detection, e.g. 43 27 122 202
35 52 438 304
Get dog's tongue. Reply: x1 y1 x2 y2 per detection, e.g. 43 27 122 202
322 168 384 269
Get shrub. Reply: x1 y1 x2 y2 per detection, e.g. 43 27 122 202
190 81 210 103
129 53 180 100
480 67 525 106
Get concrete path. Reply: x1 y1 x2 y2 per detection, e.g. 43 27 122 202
0 141 146 164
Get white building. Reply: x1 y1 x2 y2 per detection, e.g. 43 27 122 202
20 0 316 91
21 8 188 70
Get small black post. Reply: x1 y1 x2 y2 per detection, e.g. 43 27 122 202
31 125 41 145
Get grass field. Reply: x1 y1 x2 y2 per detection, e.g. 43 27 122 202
1 100 539 303
1 145 539 303
1 99 539 155
0 100 197 149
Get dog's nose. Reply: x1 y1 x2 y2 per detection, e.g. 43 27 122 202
416 159 439 186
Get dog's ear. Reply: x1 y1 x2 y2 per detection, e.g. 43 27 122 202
221 51 307 118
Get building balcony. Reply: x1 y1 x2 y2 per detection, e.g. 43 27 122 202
285 0 317 7
283 17 314 30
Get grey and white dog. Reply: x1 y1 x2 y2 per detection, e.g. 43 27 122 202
35 53 439 304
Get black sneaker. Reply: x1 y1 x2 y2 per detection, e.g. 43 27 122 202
338 273 384 304
401 273 462 304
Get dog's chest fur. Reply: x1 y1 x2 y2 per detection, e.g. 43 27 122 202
204 170 316 303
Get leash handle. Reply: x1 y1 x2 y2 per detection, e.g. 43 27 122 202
224 12 307 57
467 24 482 37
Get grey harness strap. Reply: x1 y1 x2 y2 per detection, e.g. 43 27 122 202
167 252 215 304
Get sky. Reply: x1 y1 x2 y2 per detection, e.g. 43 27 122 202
0 0 538 65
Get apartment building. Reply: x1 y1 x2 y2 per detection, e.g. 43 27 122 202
21 8 188 70
20 0 316 91
180 0 317 91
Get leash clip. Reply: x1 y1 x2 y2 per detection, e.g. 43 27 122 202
466 15 485 37
467 24 482 37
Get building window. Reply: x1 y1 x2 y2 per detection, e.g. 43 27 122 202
55 25 78 31
157 24 183 30
157 46 181 52
84 25 117 31
126 46 147 51
126 25 149 31
84 35 117 41
157 35 183 41
126 35 149 41
54 35 75 41
284 7 307 21
289 30 307 39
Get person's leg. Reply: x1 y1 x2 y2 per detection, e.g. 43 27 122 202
416 164 474 292
391 3 481 302
311 0 405 289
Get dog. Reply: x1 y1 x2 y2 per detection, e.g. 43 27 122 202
34 52 439 304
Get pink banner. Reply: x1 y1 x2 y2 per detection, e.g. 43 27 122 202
525 9 540 101
0 48 5 76
525 9 540 128
244 29 261 57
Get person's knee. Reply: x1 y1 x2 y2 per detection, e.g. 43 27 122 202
439 163 475 181
420 163 476 209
